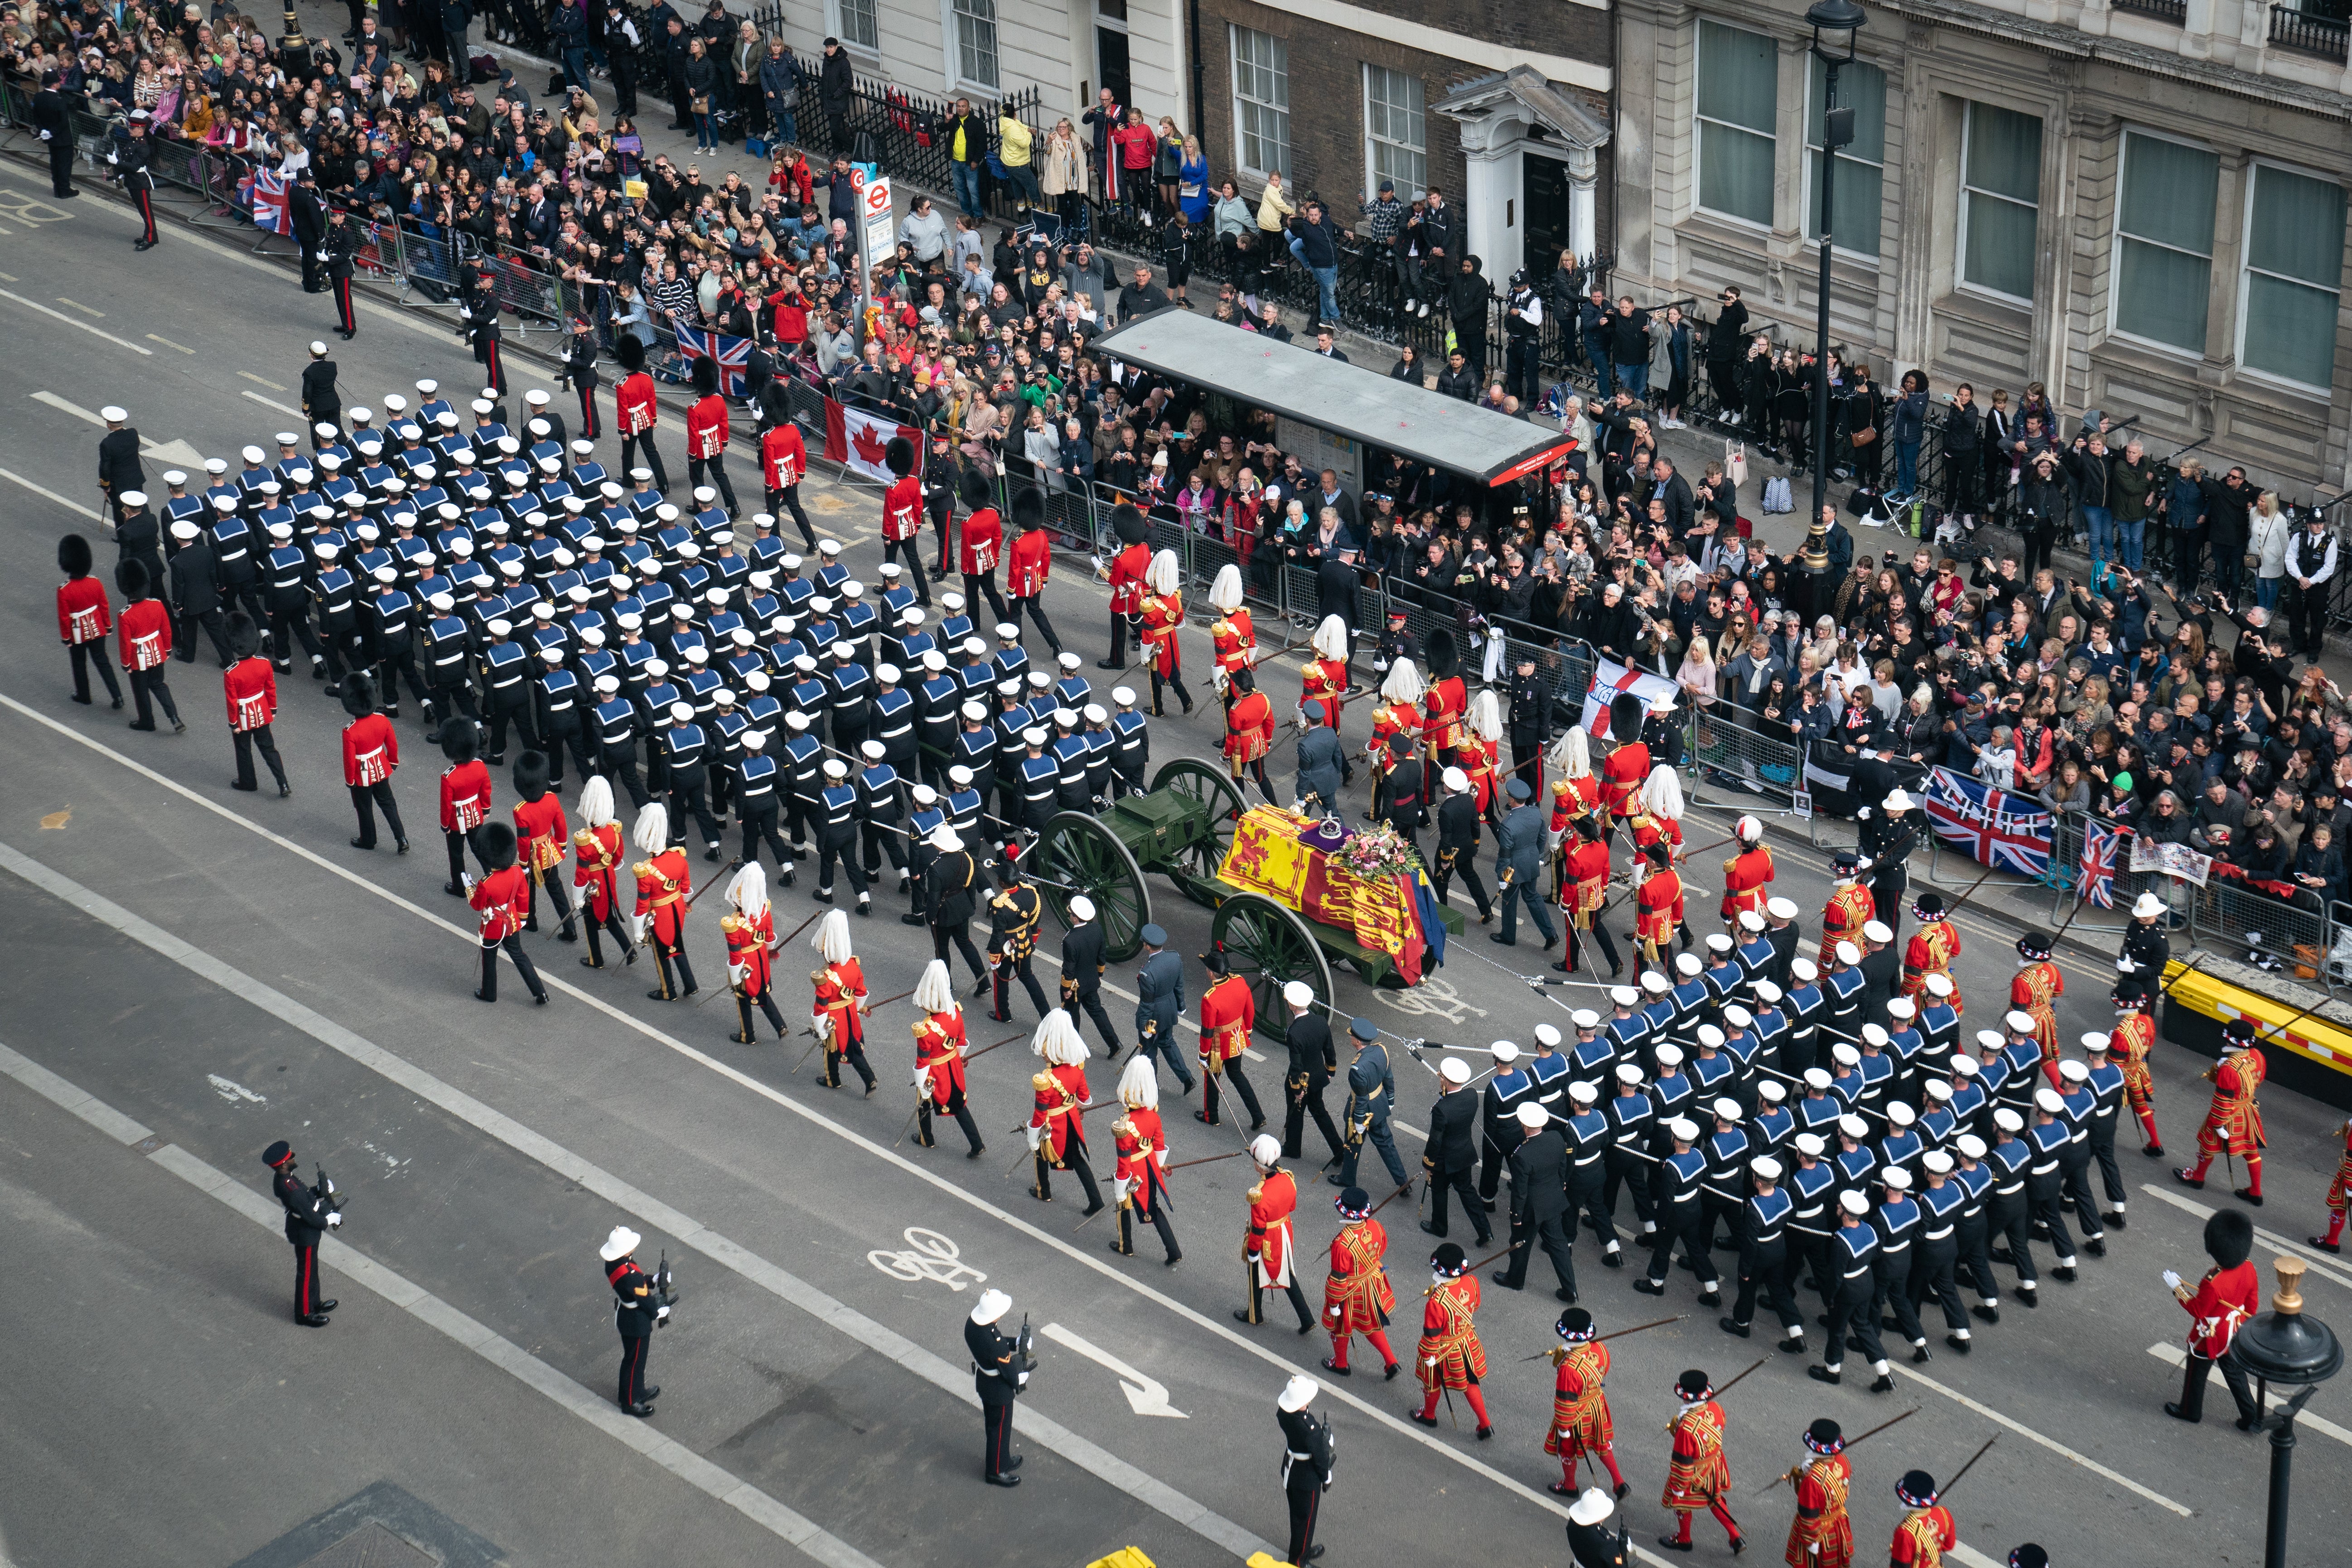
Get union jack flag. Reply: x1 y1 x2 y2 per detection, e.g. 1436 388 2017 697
2077 820 2128 910
248 169 293 236
1921 765 2053 878
674 324 751 397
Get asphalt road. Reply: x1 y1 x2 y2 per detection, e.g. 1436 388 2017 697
0 182 2347 1568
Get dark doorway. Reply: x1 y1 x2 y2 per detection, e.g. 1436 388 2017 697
1522 151 1572 276
1096 23 1130 109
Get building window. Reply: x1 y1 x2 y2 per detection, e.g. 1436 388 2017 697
831 0 877 53
1232 27 1290 180
953 0 999 89
2241 163 2346 390
1803 57 1885 257
1958 103 2042 303
1695 20 1777 227
1363 65 1426 200
2113 130 2219 354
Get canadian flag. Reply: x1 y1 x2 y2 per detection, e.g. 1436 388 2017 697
823 398 919 486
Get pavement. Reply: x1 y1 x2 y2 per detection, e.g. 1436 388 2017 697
2 150 2351 1568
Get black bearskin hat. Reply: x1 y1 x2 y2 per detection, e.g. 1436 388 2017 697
614 334 646 373
58 533 92 578
480 820 518 871
1609 692 1643 740
2205 1208 2254 1271
884 435 915 478
1009 487 1046 531
341 671 378 717
689 354 720 396
1425 625 1459 680
513 749 551 801
116 560 150 599
958 468 994 510
1112 502 1147 546
1228 665 1256 695
441 718 479 763
225 611 262 661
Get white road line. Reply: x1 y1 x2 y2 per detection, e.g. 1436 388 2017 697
55 296 102 317
2139 1184 2352 1296
145 333 193 354
0 1039 891 1568
0 827 1274 1563
0 467 102 520
238 371 287 390
2143 1341 2352 1447
0 288 153 354
1898 1361 2191 1515
241 388 304 417
0 693 1581 1539
30 390 106 425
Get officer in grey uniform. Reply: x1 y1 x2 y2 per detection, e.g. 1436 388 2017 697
1334 1017 1410 1192
1295 699 1347 815
1132 923 1196 1094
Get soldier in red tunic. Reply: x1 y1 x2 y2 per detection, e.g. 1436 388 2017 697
1888 1472 1956 1568
810 907 877 1092
1545 1308 1628 1498
222 613 289 795
1902 891 1961 1003
1321 1185 1399 1377
1660 1367 1740 1554
1422 627 1468 785
868 433 925 585
1597 694 1649 822
57 533 122 708
956 469 1010 621
467 821 548 1004
2310 1116 2352 1253
1719 814 1775 930
911 960 986 1156
1411 1241 1492 1437
1774 1418 1852 1568
1240 1135 1316 1331
437 719 493 896
1109 1055 1181 1262
338 672 407 851
2110 978 2163 1153
2008 930 2064 1063
2164 1208 2260 1425
1634 843 1686 968
2176 1020 2266 1203
1301 615 1350 733
1222 666 1278 804
1137 548 1192 718
631 801 699 1000
116 560 185 733
1103 503 1151 670
1367 660 1425 824
612 335 671 492
1821 851 1874 962
510 751 575 939
1004 489 1061 657
1199 949 1268 1128
682 355 739 519
760 401 818 549
715 861 782 1042
1026 1010 1106 1213
1208 564 1259 683
571 776 638 970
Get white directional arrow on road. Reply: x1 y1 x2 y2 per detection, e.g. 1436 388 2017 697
1041 1322 1188 1418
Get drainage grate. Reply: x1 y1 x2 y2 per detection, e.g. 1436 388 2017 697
291 1522 439 1568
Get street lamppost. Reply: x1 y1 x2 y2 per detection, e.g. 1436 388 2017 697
2231 1255 2342 1568
1804 0 1866 532
278 1 311 73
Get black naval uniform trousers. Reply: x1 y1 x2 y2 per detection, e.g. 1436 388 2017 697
1279 1405 1334 1568
608 1256 661 1411
965 1313 1025 1481
272 1163 338 1322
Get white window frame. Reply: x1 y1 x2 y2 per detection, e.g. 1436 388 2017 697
1692 19 1778 231
1800 55 1886 262
2107 126 2219 359
1230 25 1291 182
1362 64 1426 203
2233 157 2347 396
1956 101 2041 307
827 0 879 57
947 0 1000 92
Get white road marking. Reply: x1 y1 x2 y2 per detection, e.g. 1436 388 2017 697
0 467 101 520
0 289 152 354
2144 1341 2352 1447
0 697 2193 1546
2140 1183 2352 1296
237 371 287 390
144 333 193 354
1041 1322 1188 1417
241 388 304 417
866 1226 986 1291
204 1073 266 1104
0 822 1275 1563
55 296 101 317
0 1040 892 1568
29 390 107 425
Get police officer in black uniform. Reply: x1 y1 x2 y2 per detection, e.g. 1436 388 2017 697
1280 979 1346 1166
265 1139 342 1326
1059 893 1120 1056
966 1288 1029 1485
600 1225 667 1417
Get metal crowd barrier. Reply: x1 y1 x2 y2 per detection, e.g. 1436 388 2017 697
2042 814 2159 934
1687 703 1802 807
2188 873 2335 985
